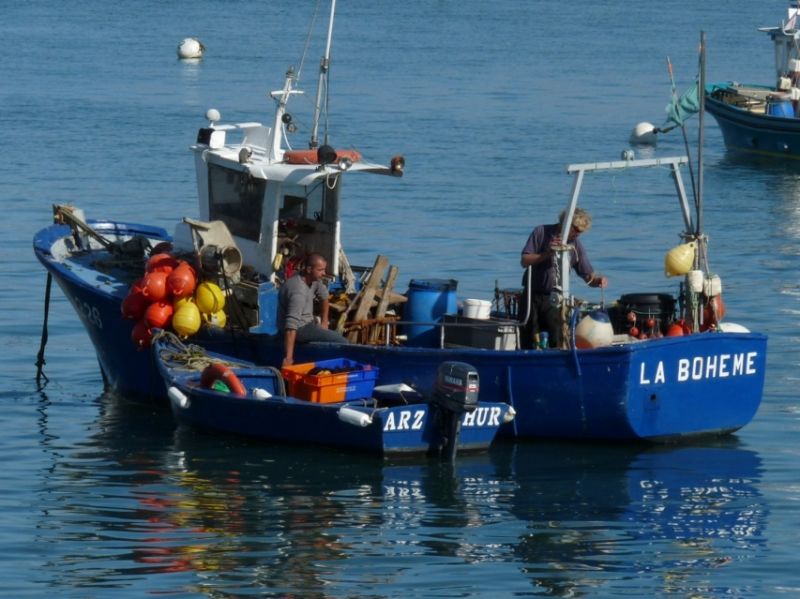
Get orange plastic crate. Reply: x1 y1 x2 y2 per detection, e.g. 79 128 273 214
281 358 378 403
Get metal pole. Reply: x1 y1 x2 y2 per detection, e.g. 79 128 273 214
697 31 706 236
310 0 337 148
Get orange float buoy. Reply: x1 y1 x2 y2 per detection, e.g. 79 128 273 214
131 319 154 349
141 271 169 302
200 362 247 396
146 253 179 274
665 323 685 337
144 301 174 329
121 289 149 320
701 295 726 331
167 261 197 298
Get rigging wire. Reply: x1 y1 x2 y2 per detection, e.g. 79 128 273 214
295 0 322 85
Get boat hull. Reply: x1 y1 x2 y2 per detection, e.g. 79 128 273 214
705 82 800 158
34 221 767 441
157 350 510 455
167 386 509 455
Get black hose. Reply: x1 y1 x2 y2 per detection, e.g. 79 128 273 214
35 273 52 388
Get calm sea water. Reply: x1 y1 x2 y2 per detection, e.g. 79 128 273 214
3 0 800 596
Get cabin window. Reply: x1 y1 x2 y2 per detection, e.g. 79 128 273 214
207 164 265 241
279 179 337 222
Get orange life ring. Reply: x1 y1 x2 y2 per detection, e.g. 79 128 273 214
283 148 362 165
200 362 247 396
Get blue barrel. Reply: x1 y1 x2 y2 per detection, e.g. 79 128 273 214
403 279 458 347
767 95 794 118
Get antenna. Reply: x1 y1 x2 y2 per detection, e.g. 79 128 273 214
310 0 337 148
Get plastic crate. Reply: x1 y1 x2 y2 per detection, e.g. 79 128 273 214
281 358 379 403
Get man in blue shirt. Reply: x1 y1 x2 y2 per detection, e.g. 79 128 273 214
520 208 607 349
278 252 347 366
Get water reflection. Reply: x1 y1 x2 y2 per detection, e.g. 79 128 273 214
505 439 766 596
32 390 768 597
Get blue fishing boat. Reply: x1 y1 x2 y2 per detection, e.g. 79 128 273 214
33 2 767 441
154 333 512 457
705 2 800 158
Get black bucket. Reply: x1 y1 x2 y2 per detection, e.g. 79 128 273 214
609 293 676 334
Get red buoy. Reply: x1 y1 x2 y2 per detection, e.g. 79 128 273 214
141 271 169 301
144 301 174 329
146 253 179 274
121 289 148 321
131 319 154 349
167 261 196 298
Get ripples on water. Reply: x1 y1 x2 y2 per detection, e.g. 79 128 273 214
4 0 800 596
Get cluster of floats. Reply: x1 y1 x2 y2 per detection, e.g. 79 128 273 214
33 0 766 457
705 1 800 158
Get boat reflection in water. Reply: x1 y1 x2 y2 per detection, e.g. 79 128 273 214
32 391 767 596
506 440 766 595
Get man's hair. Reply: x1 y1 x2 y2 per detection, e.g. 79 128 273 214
303 252 327 269
559 207 592 232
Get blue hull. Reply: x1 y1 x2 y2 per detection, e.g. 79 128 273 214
34 222 767 441
705 82 800 158
156 344 510 455
168 387 508 455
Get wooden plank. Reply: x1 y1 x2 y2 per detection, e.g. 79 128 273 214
347 255 389 342
370 265 398 343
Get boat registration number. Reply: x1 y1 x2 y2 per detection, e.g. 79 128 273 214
71 293 103 330
383 406 503 431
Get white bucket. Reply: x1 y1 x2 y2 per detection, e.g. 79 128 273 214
463 298 492 319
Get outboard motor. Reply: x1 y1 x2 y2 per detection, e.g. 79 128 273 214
430 361 479 461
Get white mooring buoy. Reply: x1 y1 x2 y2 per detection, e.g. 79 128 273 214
177 37 205 60
629 121 657 146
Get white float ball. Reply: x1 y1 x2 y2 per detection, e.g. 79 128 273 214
629 121 657 146
178 38 204 60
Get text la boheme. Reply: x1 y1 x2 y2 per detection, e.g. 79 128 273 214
639 351 759 385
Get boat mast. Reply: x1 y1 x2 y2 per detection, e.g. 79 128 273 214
310 0 336 148
696 31 706 238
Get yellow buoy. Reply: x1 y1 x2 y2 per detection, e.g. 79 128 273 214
664 242 696 277
195 281 225 314
172 301 201 337
173 295 195 310
203 309 227 328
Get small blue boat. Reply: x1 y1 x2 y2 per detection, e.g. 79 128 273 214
154 333 514 457
705 2 800 158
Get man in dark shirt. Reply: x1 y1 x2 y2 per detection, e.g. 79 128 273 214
278 252 347 366
520 208 608 349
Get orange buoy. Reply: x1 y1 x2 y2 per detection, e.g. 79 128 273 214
701 295 726 331
144 301 174 329
200 362 246 396
283 147 362 165
167 261 196 298
665 323 685 337
131 319 154 349
146 253 179 274
141 271 169 302
121 289 148 320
